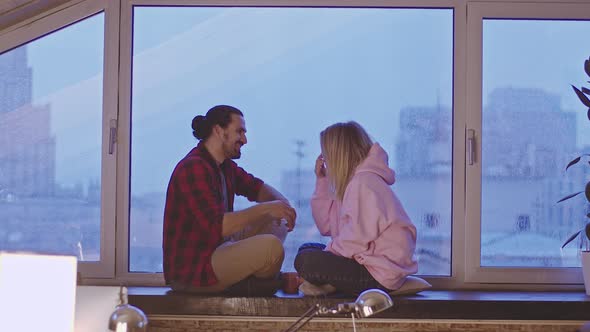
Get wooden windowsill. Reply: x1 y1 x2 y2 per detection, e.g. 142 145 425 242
128 287 590 321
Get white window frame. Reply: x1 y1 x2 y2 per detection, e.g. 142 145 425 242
0 0 119 278
4 0 590 288
465 1 590 285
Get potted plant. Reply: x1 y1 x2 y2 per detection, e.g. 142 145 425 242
558 56 590 294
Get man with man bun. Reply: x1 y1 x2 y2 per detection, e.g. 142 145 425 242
163 105 296 295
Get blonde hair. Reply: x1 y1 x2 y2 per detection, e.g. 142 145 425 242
320 121 373 201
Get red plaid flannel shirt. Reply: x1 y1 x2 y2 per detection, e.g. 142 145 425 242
163 142 263 287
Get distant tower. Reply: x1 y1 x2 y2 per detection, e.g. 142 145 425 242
294 140 305 208
396 104 452 176
483 87 575 178
0 45 56 197
0 46 32 113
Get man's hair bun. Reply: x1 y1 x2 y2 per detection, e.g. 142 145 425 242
192 115 211 140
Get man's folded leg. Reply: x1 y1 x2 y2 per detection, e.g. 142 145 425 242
171 234 284 296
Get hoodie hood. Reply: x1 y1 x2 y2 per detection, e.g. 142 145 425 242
354 143 396 185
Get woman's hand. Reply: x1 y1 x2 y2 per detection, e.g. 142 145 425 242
315 154 326 178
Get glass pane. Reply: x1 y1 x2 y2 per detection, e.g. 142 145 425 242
0 14 105 260
482 19 590 267
130 7 453 275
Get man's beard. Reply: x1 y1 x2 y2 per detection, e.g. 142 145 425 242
224 142 242 159
230 149 241 159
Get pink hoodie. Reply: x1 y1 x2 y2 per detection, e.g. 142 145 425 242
311 143 418 290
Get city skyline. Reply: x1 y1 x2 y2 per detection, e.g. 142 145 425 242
2 9 589 193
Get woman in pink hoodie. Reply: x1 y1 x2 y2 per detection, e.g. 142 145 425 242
294 121 418 296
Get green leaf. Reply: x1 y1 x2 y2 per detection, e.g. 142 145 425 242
585 57 590 77
565 156 582 170
557 191 583 203
562 230 582 248
583 87 590 95
564 154 590 171
573 85 590 107
586 182 590 202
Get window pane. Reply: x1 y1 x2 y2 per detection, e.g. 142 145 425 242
481 19 590 267
130 7 453 275
0 14 105 260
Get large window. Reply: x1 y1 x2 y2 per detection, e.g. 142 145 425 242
466 2 590 284
128 7 453 275
481 19 590 268
0 0 119 278
0 15 104 259
3 0 590 288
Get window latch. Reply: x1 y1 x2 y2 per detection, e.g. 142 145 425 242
467 128 476 165
109 119 117 155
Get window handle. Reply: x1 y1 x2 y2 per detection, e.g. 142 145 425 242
467 129 476 165
109 119 117 155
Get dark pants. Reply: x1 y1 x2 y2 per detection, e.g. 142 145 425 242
294 243 388 296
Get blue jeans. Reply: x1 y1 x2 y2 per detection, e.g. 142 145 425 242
294 242 388 296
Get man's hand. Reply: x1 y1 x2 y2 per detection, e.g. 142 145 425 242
315 154 326 178
260 200 297 231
